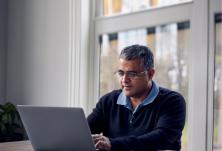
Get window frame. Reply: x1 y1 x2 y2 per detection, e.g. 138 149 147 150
208 0 222 150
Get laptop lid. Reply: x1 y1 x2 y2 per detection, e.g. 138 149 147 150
17 105 96 151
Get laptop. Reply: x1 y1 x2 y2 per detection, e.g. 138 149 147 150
17 105 96 151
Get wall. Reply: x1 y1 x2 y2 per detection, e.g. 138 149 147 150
0 0 7 104
7 0 70 106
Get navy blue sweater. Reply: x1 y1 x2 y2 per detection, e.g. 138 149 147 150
87 87 186 151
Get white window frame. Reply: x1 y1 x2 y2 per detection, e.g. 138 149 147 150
87 0 213 151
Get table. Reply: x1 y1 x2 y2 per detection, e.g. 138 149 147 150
0 141 34 151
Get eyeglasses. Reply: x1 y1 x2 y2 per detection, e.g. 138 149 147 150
114 70 147 78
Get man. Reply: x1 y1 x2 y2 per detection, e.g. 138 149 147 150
87 44 186 151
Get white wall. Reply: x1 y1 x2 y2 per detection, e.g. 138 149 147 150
7 0 70 106
0 0 7 104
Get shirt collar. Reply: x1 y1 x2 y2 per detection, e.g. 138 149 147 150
117 81 159 111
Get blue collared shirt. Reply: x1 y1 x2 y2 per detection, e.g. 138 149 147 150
117 81 159 114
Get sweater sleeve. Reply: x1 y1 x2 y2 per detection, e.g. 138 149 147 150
110 94 186 151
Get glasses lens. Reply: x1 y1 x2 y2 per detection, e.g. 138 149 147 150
127 72 137 78
115 70 147 78
116 71 124 77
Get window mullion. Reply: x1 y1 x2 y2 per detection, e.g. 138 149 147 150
95 2 192 35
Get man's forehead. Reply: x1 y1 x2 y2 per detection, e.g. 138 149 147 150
119 58 141 63
118 58 144 70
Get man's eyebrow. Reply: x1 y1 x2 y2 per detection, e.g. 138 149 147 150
117 69 124 72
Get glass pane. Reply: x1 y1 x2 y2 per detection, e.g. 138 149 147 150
99 21 190 151
103 0 192 16
214 13 222 151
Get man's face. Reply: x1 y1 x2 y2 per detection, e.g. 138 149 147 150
118 58 154 99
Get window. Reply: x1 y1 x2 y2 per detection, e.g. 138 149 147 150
99 21 190 150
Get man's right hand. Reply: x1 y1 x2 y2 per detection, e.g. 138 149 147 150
92 133 111 151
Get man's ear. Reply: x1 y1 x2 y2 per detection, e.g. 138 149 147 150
148 68 155 79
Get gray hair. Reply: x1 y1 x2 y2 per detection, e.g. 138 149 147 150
119 44 154 69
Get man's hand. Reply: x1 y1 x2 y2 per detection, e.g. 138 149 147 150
92 133 111 151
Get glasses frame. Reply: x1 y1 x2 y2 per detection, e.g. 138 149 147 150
114 70 148 79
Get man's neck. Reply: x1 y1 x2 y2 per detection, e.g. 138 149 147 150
130 83 152 109
130 89 152 109
130 99 142 109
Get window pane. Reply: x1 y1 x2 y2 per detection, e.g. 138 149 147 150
99 21 190 151
103 0 192 16
214 13 222 151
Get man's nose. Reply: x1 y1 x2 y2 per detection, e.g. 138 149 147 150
121 74 130 83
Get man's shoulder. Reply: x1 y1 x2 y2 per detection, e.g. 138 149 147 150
158 87 183 97
154 87 186 114
99 89 122 104
157 87 185 103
